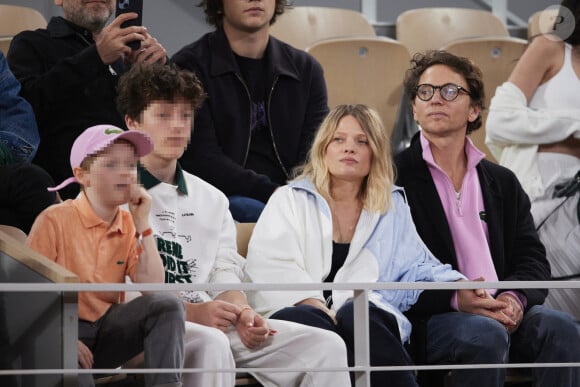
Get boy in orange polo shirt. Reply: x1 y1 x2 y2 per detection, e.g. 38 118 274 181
27 125 185 387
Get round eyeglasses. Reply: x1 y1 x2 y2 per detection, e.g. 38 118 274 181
415 83 471 102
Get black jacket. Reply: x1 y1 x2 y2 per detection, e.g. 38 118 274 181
395 134 550 318
8 17 127 200
171 29 328 202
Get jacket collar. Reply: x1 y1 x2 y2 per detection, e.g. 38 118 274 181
289 177 405 215
47 16 95 42
405 134 459 264
208 28 300 81
138 163 188 194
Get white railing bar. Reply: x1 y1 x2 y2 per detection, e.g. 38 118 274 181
1 280 579 292
353 289 371 387
4 279 577 385
2 362 579 376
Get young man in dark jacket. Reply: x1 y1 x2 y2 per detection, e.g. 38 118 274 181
395 50 579 387
171 0 328 221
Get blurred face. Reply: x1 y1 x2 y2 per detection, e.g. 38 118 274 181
325 115 372 185
222 0 276 33
412 64 480 138
78 141 138 207
126 99 193 163
55 0 114 32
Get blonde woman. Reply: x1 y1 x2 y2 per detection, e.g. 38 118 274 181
245 104 464 386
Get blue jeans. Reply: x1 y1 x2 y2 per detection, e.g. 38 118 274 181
0 52 39 162
426 305 580 387
271 301 419 387
228 195 265 222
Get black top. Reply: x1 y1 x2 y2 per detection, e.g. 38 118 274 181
8 17 127 199
323 242 350 305
235 53 286 185
0 163 55 234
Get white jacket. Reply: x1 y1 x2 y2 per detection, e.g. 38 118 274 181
244 178 464 342
486 81 580 199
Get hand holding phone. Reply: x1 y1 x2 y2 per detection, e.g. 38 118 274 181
115 0 143 50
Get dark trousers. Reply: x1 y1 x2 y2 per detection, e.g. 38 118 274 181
271 300 419 387
78 293 185 387
426 305 580 387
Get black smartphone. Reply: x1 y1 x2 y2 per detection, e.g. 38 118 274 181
115 0 143 50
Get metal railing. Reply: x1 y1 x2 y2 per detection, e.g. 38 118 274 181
1 280 579 387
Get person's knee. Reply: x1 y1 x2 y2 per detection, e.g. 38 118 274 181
312 329 348 365
191 327 230 353
526 306 580 358
228 195 265 222
335 301 354 330
144 293 185 320
455 316 509 362
271 305 336 330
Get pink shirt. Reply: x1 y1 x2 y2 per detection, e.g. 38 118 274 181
420 133 526 310
420 134 498 308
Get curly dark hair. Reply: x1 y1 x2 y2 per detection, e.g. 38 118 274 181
403 50 485 134
198 0 291 28
117 63 206 121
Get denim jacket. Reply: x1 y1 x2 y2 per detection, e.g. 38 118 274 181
0 52 39 162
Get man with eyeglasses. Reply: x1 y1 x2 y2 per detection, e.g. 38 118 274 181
394 50 579 387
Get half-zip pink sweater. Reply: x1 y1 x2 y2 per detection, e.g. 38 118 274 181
420 133 527 310
421 133 498 309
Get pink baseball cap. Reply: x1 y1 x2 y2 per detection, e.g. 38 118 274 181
47 124 153 192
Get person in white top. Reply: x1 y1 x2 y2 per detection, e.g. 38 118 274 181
116 62 351 387
486 0 580 319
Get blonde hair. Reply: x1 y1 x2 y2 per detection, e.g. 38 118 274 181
294 104 394 213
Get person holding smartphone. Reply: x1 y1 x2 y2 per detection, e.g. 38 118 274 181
7 0 166 201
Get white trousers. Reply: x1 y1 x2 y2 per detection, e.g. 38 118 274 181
183 319 350 387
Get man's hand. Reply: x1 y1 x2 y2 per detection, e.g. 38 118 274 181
235 307 273 349
457 277 513 326
185 300 241 332
78 340 94 369
496 293 523 333
95 13 146 65
128 31 167 65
